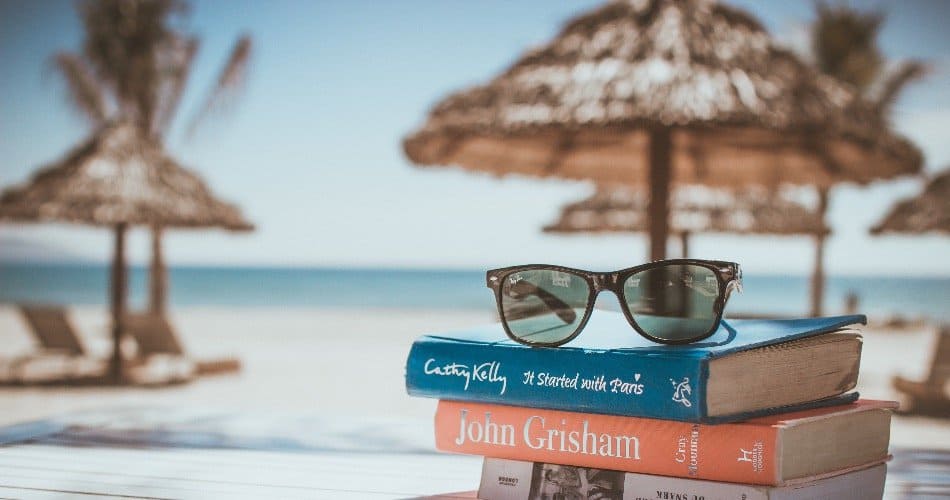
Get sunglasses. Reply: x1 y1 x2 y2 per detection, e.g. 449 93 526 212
486 259 742 346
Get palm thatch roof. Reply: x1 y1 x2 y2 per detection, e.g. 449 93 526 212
871 169 950 235
0 122 253 231
544 187 830 236
403 0 921 188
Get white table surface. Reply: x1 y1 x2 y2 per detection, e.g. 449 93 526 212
0 408 946 499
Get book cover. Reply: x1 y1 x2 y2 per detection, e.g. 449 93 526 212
434 400 895 485
478 457 887 500
406 312 865 423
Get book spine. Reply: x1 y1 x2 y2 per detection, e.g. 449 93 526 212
479 457 774 500
436 400 780 485
478 458 888 500
406 339 707 421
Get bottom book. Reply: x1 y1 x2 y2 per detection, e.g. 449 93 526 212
477 457 886 500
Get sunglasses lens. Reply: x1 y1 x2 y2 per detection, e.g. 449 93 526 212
500 269 591 345
622 264 721 342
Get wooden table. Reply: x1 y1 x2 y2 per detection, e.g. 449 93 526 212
0 408 946 499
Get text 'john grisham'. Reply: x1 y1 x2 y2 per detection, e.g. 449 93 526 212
453 409 641 460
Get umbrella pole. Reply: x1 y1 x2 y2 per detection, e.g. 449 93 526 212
149 225 167 316
648 127 672 261
810 188 829 317
109 223 128 383
680 231 690 258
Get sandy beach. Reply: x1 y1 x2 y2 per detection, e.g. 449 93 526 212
0 306 489 426
0 305 946 451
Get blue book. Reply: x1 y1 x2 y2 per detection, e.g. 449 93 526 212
405 312 865 423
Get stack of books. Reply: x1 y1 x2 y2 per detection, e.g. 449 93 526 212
405 311 895 499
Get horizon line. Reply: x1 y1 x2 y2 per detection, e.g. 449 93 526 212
2 259 949 280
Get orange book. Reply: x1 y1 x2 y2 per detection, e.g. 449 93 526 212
434 399 895 485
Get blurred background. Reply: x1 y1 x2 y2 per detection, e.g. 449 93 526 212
0 0 947 449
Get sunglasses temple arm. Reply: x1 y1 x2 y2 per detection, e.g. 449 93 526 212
538 290 578 324
725 279 742 302
510 281 577 324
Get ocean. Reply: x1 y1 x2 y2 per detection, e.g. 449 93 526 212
0 263 947 321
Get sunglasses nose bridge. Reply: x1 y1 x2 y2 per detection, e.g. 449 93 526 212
591 272 620 292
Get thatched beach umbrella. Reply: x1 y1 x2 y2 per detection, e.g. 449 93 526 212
544 187 829 257
403 0 922 315
871 169 950 235
0 122 253 383
545 187 829 311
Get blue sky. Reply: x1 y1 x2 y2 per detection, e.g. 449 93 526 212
0 0 948 275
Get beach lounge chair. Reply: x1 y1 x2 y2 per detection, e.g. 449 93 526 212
1 305 106 384
20 305 85 355
892 325 950 417
124 313 242 377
